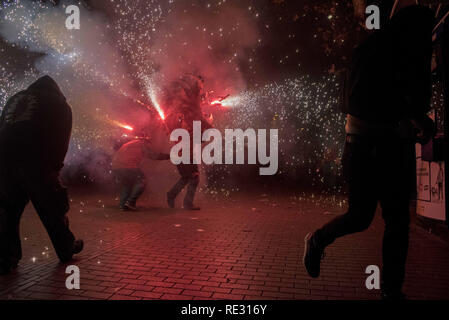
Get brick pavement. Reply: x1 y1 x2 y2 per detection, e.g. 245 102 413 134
0 191 448 300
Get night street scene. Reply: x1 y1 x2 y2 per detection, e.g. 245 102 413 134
0 0 449 309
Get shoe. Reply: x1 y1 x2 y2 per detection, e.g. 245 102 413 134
183 204 201 210
303 232 325 278
60 239 84 263
72 239 84 255
167 193 175 208
124 201 137 211
59 239 84 263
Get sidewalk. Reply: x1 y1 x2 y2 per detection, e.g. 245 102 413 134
0 192 448 300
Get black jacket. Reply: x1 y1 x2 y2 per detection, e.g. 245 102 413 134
0 75 72 171
341 5 435 124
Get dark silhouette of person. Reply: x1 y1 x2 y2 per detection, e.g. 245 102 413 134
164 74 212 210
303 1 436 299
0 75 83 275
112 138 170 211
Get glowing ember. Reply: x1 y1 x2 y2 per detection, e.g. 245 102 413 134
211 94 231 107
112 120 134 131
211 95 238 108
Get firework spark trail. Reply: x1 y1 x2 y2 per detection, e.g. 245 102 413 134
0 0 346 194
207 74 345 194
0 1 171 116
0 0 258 122
111 120 134 131
140 75 166 120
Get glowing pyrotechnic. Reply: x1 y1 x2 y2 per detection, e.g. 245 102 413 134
112 120 134 131
135 98 165 120
121 124 134 131
211 94 230 107
140 75 166 120
149 93 165 120
211 95 239 108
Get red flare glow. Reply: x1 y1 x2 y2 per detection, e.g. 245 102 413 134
113 120 134 131
211 94 232 108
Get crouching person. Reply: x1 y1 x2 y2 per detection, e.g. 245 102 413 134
112 137 170 211
0 76 83 275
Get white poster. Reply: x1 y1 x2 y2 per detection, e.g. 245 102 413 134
416 144 446 221
416 157 431 202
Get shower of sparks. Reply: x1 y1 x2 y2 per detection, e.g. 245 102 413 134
204 74 346 195
150 94 165 120
141 75 166 120
0 0 351 195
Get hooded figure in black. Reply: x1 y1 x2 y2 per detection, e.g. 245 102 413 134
303 1 436 300
0 75 83 275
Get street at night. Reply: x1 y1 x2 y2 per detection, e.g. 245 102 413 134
1 0 449 313
0 190 448 300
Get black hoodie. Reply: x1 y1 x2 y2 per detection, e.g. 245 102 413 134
341 5 435 125
0 75 72 171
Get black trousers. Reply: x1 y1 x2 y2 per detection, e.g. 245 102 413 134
0 163 76 266
168 164 199 207
315 135 415 293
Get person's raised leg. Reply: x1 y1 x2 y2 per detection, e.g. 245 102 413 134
304 138 379 278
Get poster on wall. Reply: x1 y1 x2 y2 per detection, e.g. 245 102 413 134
416 145 446 221
417 157 431 202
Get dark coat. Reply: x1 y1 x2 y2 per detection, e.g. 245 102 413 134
0 75 72 171
341 5 435 124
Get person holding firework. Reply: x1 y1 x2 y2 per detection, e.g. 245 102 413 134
112 137 170 211
163 74 212 210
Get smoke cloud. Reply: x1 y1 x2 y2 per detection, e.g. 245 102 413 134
148 1 259 95
0 0 262 191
